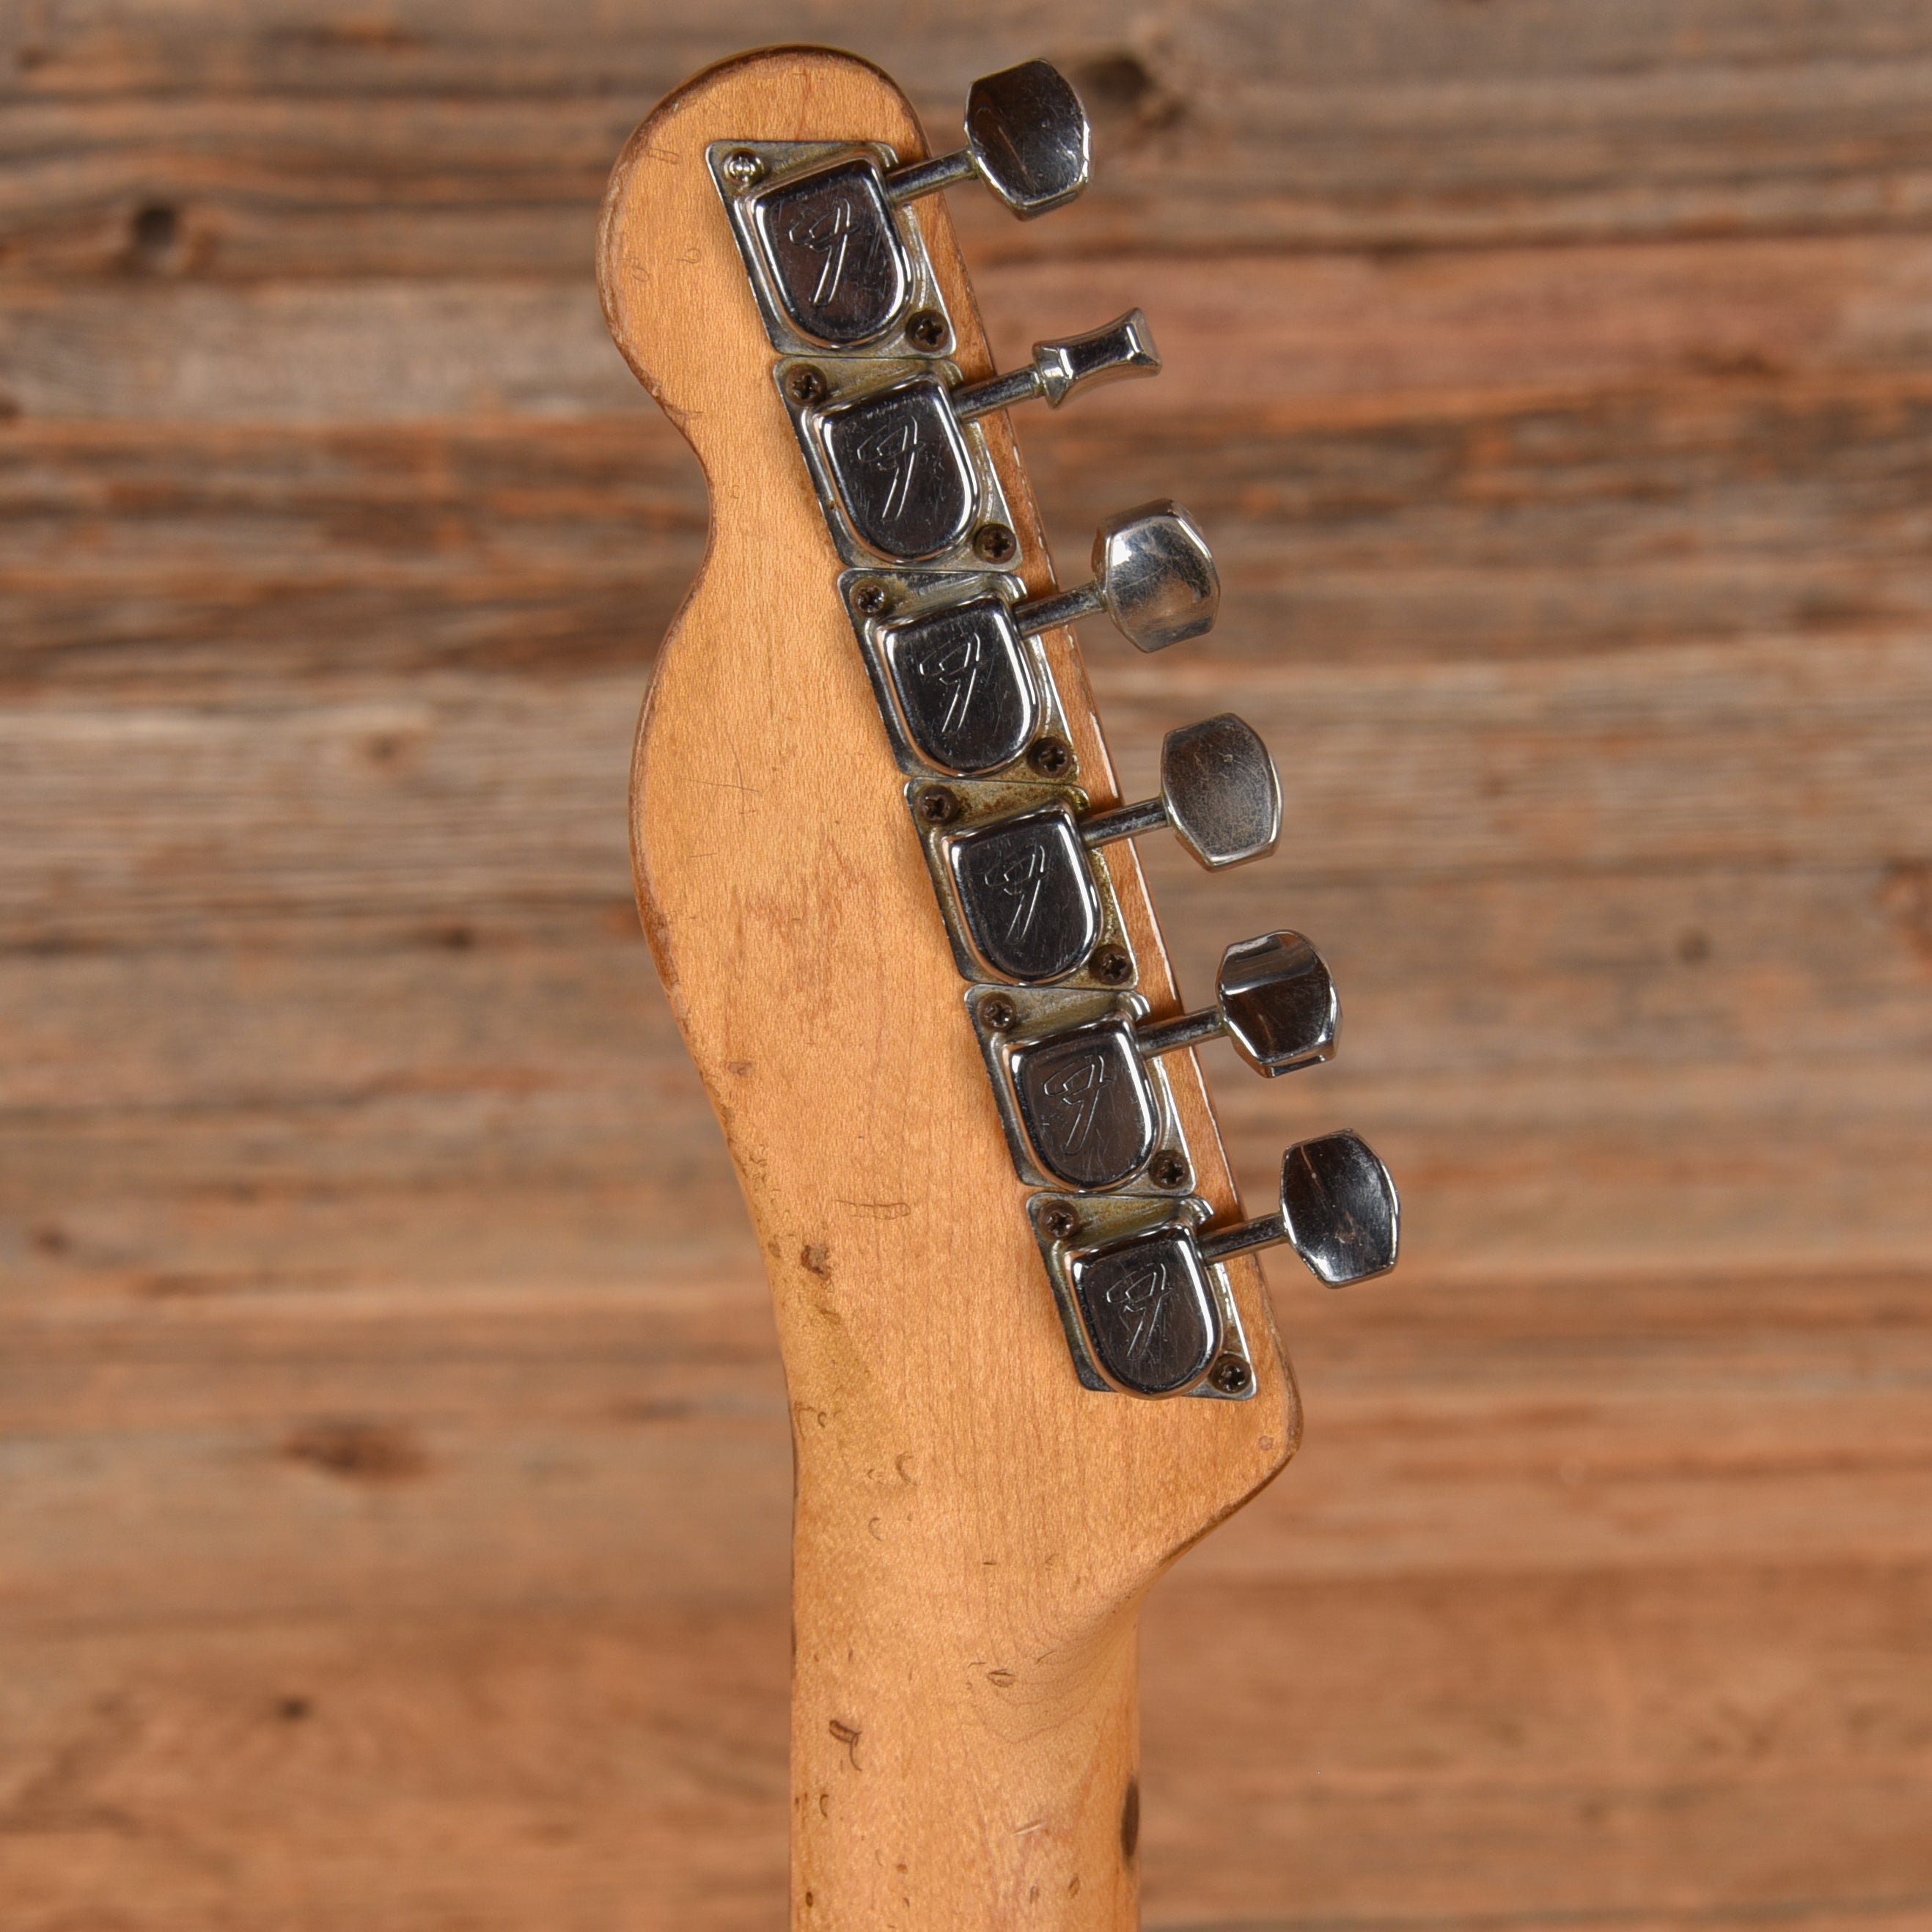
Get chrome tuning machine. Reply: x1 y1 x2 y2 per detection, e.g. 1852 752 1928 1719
980 931 1338 1191
855 500 1218 777
720 60 1089 350
930 713 1281 984
794 310 1161 562
1032 1131 1400 1399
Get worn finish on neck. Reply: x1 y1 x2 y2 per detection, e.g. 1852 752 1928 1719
598 48 1298 1931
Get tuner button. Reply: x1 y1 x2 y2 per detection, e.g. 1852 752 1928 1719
1035 309 1161 406
965 61 1092 217
1161 715 1282 870
1093 500 1220 652
1279 1131 1400 1286
1217 932 1339 1076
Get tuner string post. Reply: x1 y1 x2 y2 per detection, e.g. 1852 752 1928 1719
1198 1213 1290 1267
1010 580 1107 636
881 148 979 204
1078 795 1169 849
1134 1006 1224 1059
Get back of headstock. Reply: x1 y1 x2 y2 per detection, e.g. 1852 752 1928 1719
598 48 1396 1929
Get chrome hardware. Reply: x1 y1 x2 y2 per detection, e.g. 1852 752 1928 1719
1026 1190 1255 1401
798 315 1158 562
1197 1131 1400 1285
845 503 1216 777
908 775 1137 991
1079 714 1281 870
1136 931 1337 1076
882 61 1090 218
713 64 1086 352
978 932 1336 1191
951 311 1160 419
1012 500 1219 653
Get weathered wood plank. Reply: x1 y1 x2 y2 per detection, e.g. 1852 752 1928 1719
10 2 1932 271
12 233 1932 425
13 378 1932 686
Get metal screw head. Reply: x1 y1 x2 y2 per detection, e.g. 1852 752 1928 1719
721 149 765 191
905 309 950 352
1150 1150 1190 1190
1042 1202 1079 1241
1210 1356 1252 1395
1026 735 1073 779
980 996 1018 1032
973 524 1018 564
914 785 961 826
851 579 894 618
1091 944 1134 985
787 364 829 405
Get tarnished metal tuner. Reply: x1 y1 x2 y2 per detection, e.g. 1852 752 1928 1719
877 501 1218 774
810 311 1160 560
942 713 1279 982
1053 1131 1398 1400
1005 933 1337 1189
730 61 1088 350
1197 1131 1401 1286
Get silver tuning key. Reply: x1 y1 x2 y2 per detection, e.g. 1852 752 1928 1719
1010 500 1219 653
1043 1131 1397 1398
935 713 1279 983
883 60 1090 218
1001 932 1337 1189
1080 713 1280 870
725 61 1088 351
1197 1131 1401 1286
804 311 1161 561
873 501 1218 776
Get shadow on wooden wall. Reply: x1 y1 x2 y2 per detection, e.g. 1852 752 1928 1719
3 2 1930 1926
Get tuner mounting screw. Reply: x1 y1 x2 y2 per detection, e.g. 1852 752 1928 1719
973 524 1018 564
1042 1202 1079 1241
906 309 949 352
981 996 1018 1032
1026 735 1073 779
1211 1357 1252 1395
851 579 894 618
1091 944 1134 985
1151 1150 1190 1190
787 364 829 405
914 785 961 826
721 149 765 191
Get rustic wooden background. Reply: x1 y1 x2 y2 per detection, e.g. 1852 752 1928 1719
6 2 1932 1927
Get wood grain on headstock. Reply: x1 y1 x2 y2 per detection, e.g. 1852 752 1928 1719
598 48 1297 1930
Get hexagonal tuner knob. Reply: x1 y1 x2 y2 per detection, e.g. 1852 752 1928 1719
1078 714 1282 870
1197 1131 1400 1287
1136 931 1338 1075
885 61 1092 218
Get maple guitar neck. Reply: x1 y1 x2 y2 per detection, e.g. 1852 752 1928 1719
598 46 1395 1931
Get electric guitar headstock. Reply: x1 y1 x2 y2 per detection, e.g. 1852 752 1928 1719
599 48 1397 1929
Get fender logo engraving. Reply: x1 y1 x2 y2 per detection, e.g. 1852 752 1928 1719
786 195 853 305
1102 1260 1169 1362
852 414 921 527
986 832 1048 941
1039 1048 1109 1151
917 631 984 732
